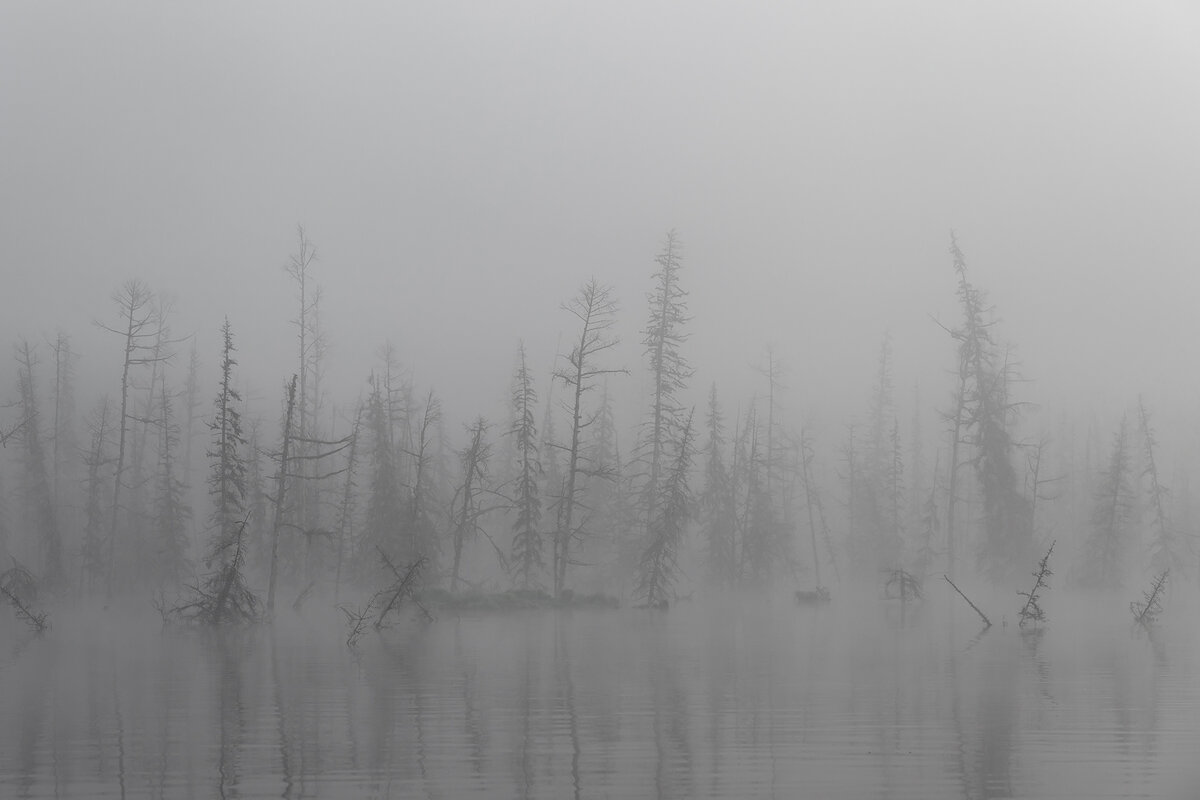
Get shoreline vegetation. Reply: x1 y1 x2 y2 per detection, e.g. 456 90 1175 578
0 231 1187 645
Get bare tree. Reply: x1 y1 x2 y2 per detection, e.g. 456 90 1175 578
152 367 191 586
98 280 171 596
333 400 363 600
266 376 298 615
449 417 492 592
798 427 824 590
552 279 625 598
1137 398 1184 577
13 340 63 591
402 389 442 564
181 342 203 494
263 374 352 610
284 226 327 535
80 399 113 593
1023 435 1062 542
363 375 405 566
47 331 77 515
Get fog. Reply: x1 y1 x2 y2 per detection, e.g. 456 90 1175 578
4 3 1199 424
3 2 1200 798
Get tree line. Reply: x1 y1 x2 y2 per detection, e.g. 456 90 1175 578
0 229 1191 623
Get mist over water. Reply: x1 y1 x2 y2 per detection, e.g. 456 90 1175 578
4 595 1199 799
3 3 1200 798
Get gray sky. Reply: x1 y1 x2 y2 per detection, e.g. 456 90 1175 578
2 1 1199 440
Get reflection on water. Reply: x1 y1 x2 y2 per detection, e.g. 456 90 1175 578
2 597 1200 799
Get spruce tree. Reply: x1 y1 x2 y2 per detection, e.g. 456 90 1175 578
636 410 696 606
946 235 1032 582
508 342 544 589
1137 398 1183 577
700 384 736 585
1082 416 1136 589
636 231 692 599
207 319 248 565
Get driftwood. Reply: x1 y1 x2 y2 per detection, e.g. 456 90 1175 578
374 550 429 628
944 574 991 628
338 550 430 648
340 603 374 647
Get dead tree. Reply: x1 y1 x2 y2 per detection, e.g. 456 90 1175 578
374 549 429 628
552 279 625 598
13 340 64 591
1018 541 1054 628
98 280 171 596
449 417 492 593
333 401 363 601
266 376 298 615
944 574 991 628
265 374 352 612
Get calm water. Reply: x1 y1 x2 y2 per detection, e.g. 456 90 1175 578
2 593 1199 799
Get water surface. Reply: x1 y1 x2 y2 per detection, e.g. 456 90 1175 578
2 594 1197 798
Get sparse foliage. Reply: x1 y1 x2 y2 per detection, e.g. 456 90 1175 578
552 279 625 598
13 340 64 592
508 342 544 589
449 417 493 592
165 514 260 626
941 236 1032 583
1130 569 1168 627
208 319 248 561
635 409 696 607
1018 541 1055 628
700 385 737 585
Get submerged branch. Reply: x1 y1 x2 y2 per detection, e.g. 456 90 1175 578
0 584 49 633
943 574 991 628
374 550 428 629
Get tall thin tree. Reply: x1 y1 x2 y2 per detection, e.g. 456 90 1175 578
637 231 692 594
14 340 63 591
99 280 169 595
207 319 248 567
508 342 544 589
552 279 624 598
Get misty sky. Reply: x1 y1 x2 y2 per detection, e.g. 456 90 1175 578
2 2 1198 435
